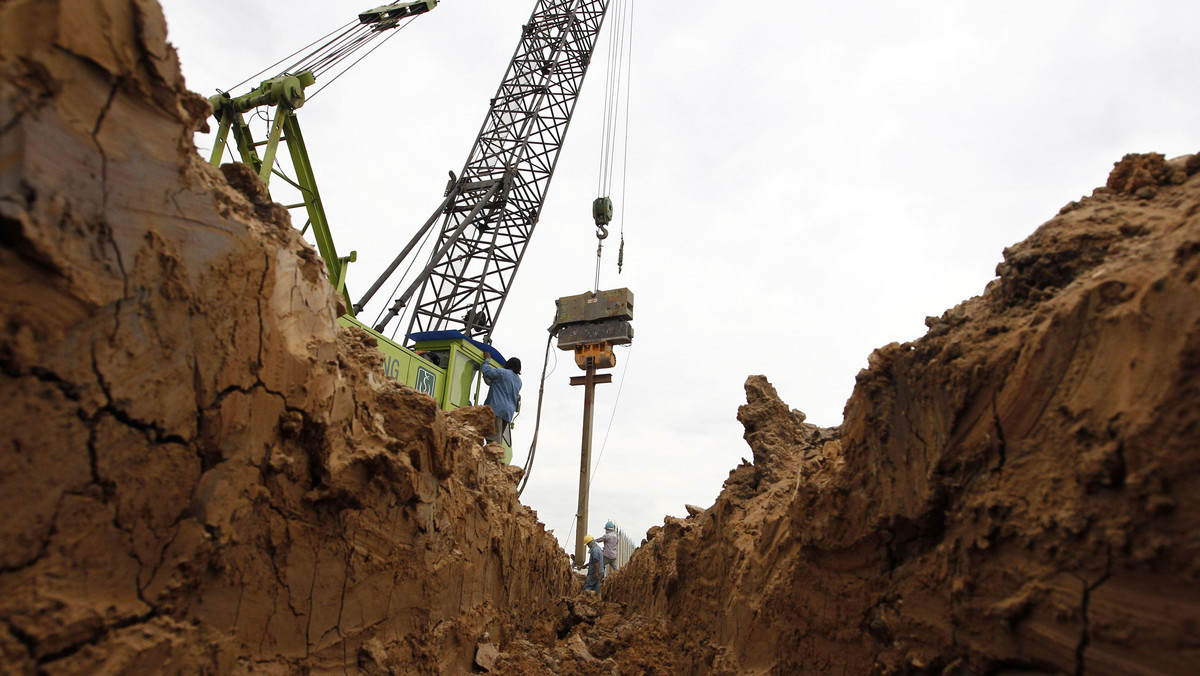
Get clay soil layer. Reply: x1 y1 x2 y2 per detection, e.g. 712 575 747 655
1 1 575 673
608 151 1200 675
3 1 1200 675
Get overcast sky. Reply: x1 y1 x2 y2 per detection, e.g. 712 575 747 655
159 0 1200 552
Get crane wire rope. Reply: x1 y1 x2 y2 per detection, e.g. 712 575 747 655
283 21 365 79
516 331 559 497
596 0 630 197
374 225 439 340
564 0 636 550
589 341 632 479
592 0 634 288
223 13 423 103
308 18 416 99
616 0 635 272
288 16 417 84
224 20 357 92
213 10 428 243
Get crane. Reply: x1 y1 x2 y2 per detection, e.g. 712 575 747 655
205 0 616 461
206 0 438 313
356 0 613 343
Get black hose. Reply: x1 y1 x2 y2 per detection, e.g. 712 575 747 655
517 330 556 497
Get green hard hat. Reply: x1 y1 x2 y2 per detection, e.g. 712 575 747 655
605 521 615 530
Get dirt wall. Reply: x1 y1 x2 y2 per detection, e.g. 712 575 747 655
607 153 1200 675
0 1 574 673
5 1 1200 675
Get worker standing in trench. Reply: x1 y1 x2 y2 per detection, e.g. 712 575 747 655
578 534 605 593
593 521 620 573
478 356 522 446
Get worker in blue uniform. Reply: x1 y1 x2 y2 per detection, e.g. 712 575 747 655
479 356 522 445
580 534 604 592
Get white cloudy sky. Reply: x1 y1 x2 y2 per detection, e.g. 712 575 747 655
159 0 1200 552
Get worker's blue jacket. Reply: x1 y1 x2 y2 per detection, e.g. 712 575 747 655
480 361 522 422
588 541 604 574
583 541 604 591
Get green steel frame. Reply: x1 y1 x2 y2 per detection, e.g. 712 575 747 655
208 71 354 312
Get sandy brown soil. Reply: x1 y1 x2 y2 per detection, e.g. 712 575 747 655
606 152 1200 675
4 1 1200 675
1 1 573 673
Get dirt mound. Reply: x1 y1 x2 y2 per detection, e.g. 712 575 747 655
0 1 573 673
475 592 677 675
607 154 1200 674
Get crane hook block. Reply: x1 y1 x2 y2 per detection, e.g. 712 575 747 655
592 197 613 227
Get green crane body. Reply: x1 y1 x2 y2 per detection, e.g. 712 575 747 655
339 317 516 463
207 72 511 458
204 0 612 464
206 62 514 461
208 70 353 313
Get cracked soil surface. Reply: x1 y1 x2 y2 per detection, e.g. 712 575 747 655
3 1 1200 675
2 1 572 673
605 151 1200 675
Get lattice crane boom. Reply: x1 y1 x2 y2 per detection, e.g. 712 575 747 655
361 0 612 341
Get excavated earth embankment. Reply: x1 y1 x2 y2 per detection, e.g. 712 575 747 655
4 1 1200 675
607 151 1200 675
1 1 577 673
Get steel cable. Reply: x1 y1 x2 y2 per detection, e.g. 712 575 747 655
616 0 635 271
311 18 416 99
283 20 361 75
305 28 378 79
288 22 375 77
226 21 354 91
225 14 419 101
596 0 629 197
590 341 632 480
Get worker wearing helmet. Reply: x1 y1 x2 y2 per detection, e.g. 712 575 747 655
593 521 620 573
478 356 522 446
579 534 604 592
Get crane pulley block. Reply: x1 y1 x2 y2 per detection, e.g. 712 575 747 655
592 196 613 226
359 0 437 27
211 71 316 116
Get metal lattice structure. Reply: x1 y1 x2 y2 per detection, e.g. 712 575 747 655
361 0 611 341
